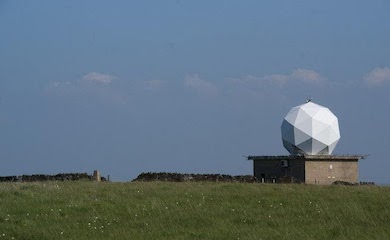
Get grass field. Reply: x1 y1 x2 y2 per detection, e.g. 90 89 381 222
0 181 389 239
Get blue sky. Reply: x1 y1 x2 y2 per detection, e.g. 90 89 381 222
1 1 390 183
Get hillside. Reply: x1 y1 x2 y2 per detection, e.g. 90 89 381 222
0 181 389 239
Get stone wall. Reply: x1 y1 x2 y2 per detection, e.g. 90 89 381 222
0 173 99 182
132 172 258 183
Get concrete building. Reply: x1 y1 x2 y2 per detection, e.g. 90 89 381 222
248 155 364 185
247 100 366 185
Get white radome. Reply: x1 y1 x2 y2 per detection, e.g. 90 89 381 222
281 101 340 155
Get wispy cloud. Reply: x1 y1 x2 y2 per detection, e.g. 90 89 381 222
185 74 218 96
45 72 128 105
291 69 322 84
262 74 290 85
230 68 324 87
145 79 162 91
82 72 116 84
46 81 72 89
364 67 390 86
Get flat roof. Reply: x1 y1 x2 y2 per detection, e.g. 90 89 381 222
247 155 367 161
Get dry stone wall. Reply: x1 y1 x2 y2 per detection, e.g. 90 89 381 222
0 173 100 182
132 172 258 183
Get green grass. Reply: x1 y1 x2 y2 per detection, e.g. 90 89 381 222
0 181 389 239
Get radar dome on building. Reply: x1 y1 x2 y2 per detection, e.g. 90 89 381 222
281 101 340 155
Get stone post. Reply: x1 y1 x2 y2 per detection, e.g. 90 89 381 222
93 170 101 182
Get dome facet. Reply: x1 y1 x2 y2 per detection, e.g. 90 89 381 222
281 102 340 155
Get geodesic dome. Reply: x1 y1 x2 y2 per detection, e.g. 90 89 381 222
281 101 340 155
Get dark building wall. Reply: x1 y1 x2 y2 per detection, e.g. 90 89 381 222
253 159 305 183
289 159 305 182
305 160 358 185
